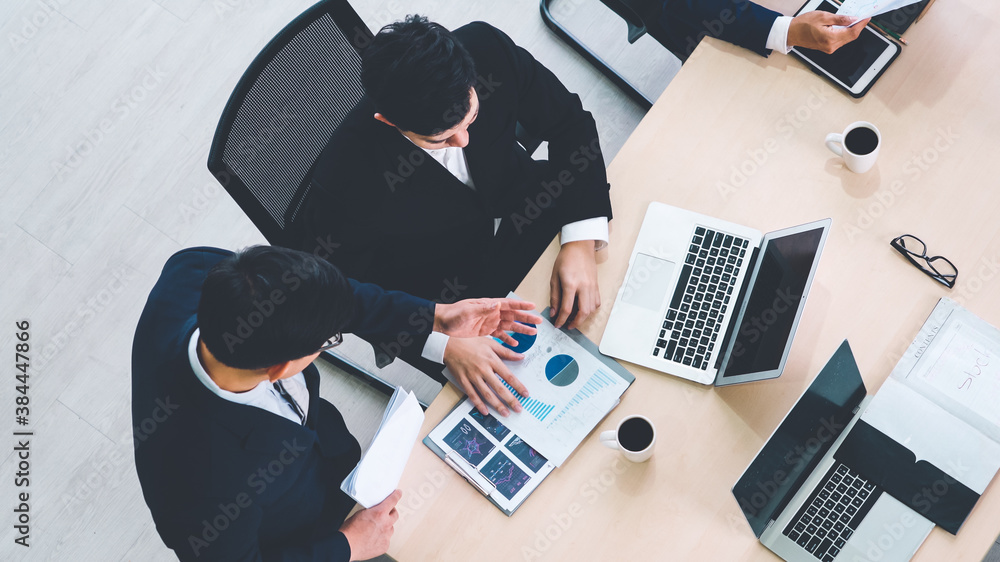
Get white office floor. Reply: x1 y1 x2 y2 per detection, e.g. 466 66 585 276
1 0 996 560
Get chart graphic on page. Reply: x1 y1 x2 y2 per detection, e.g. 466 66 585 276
482 314 628 466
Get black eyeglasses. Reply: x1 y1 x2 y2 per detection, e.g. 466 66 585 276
318 332 344 352
890 234 957 289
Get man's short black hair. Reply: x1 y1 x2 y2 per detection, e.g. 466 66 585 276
361 15 477 136
197 246 355 370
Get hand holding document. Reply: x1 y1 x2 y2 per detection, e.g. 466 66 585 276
341 386 424 508
837 0 923 25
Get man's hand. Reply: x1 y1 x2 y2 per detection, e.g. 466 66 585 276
435 298 543 345
340 490 401 561
550 240 600 330
788 12 870 54
443 337 528 417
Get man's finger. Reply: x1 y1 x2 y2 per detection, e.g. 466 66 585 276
494 331 518 346
492 356 529 398
490 341 525 362
379 489 403 511
461 377 489 416
498 299 537 311
472 375 509 416
549 275 561 319
485 363 524 412
506 310 544 326
506 319 540 334
554 285 576 328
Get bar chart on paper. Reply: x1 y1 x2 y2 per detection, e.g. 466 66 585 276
547 369 618 427
500 379 555 421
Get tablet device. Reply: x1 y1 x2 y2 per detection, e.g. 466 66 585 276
791 0 901 98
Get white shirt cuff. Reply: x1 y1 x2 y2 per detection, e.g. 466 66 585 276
420 331 449 364
561 217 610 251
766 16 793 54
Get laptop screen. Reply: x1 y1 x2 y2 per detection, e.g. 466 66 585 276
732 340 866 537
719 223 828 381
733 340 867 538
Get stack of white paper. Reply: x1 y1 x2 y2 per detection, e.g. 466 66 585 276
836 0 922 21
341 386 424 508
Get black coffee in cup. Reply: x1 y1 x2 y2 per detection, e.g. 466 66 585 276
845 126 879 155
619 417 654 452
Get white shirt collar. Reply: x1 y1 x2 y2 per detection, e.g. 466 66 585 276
188 329 307 423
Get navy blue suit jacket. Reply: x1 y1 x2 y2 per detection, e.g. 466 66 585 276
661 0 781 59
131 247 434 561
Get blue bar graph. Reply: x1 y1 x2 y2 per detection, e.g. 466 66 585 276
547 369 616 426
500 379 555 421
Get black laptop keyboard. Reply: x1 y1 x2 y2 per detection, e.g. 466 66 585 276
652 226 748 370
782 462 883 561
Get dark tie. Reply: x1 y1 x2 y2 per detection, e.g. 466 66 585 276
273 381 305 424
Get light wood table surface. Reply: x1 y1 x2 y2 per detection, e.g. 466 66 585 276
390 2 1000 559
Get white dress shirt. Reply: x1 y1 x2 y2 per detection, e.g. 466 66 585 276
418 143 611 247
766 16 794 55
189 329 310 424
414 140 612 364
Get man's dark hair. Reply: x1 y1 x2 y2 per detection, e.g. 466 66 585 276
361 14 477 136
197 246 355 370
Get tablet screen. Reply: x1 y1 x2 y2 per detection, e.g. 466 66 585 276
796 1 891 87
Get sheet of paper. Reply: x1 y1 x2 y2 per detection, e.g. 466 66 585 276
861 377 1000 493
836 0 923 21
341 386 424 508
442 308 627 466
912 319 1000 427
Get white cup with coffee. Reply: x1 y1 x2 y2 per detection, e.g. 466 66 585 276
825 121 881 173
600 415 656 463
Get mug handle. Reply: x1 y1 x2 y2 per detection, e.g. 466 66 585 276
825 133 844 157
599 430 619 450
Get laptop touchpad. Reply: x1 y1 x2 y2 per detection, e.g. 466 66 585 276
621 253 675 313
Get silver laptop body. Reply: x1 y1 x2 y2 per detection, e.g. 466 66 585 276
735 341 934 562
600 202 830 386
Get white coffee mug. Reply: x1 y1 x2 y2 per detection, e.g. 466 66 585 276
600 415 656 463
825 121 881 173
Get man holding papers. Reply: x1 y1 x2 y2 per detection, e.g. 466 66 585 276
131 246 538 561
660 0 872 59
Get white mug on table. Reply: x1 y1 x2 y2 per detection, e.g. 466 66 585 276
600 415 656 463
825 121 881 173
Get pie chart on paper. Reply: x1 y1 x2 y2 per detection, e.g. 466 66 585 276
544 354 579 387
501 323 537 353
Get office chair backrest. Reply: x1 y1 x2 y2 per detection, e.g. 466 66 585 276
208 0 372 247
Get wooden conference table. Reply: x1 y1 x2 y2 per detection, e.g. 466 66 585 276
390 2 1000 560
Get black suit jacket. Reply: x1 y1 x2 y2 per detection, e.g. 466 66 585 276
131 247 436 561
295 22 613 301
661 0 782 59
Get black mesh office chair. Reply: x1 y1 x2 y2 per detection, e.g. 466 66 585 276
207 0 418 401
540 0 686 109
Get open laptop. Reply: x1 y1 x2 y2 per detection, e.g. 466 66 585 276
600 202 830 386
733 340 933 562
